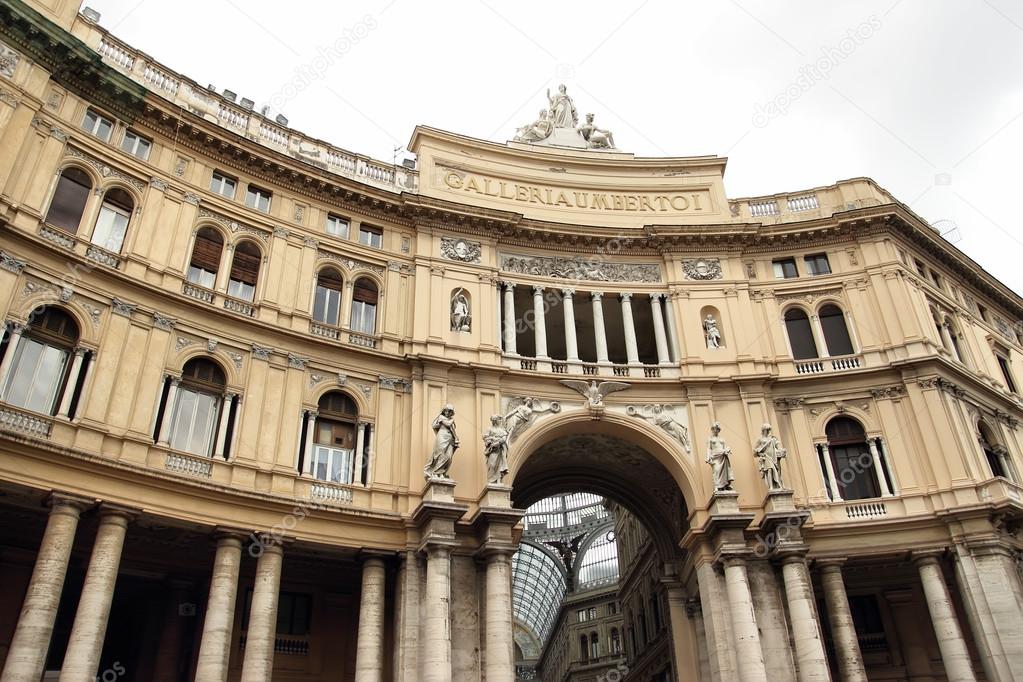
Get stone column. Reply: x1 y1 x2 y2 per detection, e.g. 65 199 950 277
355 556 387 682
562 289 579 361
620 293 640 364
1 495 90 682
914 552 977 682
59 507 133 682
811 314 830 357
422 545 453 682
663 293 681 362
0 321 26 389
56 348 87 418
820 443 843 501
532 286 548 358
780 555 831 682
353 422 367 485
157 377 180 446
868 439 892 497
591 292 609 363
722 557 768 682
501 282 517 354
194 532 244 682
650 294 671 364
240 537 284 682
213 392 235 459
302 410 317 476
485 550 514 682
819 560 867 682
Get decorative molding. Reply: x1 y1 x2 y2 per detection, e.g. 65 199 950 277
251 344 272 361
336 372 348 386
440 236 482 263
773 397 805 411
379 375 412 392
183 192 200 205
111 298 136 317
681 258 722 280
152 313 175 331
626 403 691 451
206 338 218 353
774 287 844 305
917 377 940 390
197 208 270 243
994 409 1020 430
273 227 289 239
0 251 27 274
501 396 562 441
175 336 195 352
0 42 20 78
356 383 373 398
227 351 243 370
149 177 168 191
64 147 145 192
303 237 318 249
0 87 17 107
400 236 411 254
500 253 661 283
388 260 412 274
316 249 385 274
745 262 757 279
870 385 906 400
287 353 308 369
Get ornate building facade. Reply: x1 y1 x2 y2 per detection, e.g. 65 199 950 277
0 1 1022 680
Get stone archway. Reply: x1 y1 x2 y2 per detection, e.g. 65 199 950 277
508 415 703 682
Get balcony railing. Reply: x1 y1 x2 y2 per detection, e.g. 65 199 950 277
165 452 213 478
0 404 53 438
38 225 76 250
239 634 309 656
844 500 887 519
310 481 354 504
310 321 341 340
222 296 256 317
182 282 215 304
85 244 121 269
347 331 378 349
795 354 862 375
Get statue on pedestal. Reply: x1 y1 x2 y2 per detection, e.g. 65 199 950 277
450 291 471 332
753 423 787 490
514 109 553 143
424 404 459 480
482 415 511 484
706 422 734 491
579 113 615 149
547 84 578 128
704 315 722 348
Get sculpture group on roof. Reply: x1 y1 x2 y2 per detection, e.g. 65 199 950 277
513 84 617 150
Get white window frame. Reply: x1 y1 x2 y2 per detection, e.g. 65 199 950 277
350 299 376 334
311 444 354 484
2 337 69 414
313 282 342 325
325 214 350 239
245 185 272 213
82 109 114 142
91 200 131 253
120 130 152 161
210 172 237 199
168 386 221 456
358 225 382 248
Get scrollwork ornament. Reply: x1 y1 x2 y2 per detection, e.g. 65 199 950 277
440 237 482 263
681 258 723 280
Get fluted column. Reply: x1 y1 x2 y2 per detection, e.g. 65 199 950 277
780 556 831 682
1 495 90 682
240 537 284 682
422 545 452 682
302 410 317 476
562 289 579 361
722 557 768 682
501 282 517 354
868 439 892 497
915 552 977 682
531 285 548 358
591 292 609 363
0 321 26 389
819 561 867 682
485 550 514 682
194 532 244 682
620 293 640 364
157 377 180 446
59 507 133 682
650 294 670 364
56 348 87 418
355 556 387 682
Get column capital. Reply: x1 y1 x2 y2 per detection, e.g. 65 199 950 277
211 527 249 544
499 280 516 290
684 597 702 617
358 549 395 565
47 492 94 515
72 346 89 358
424 543 453 560
620 292 633 302
590 291 603 301
532 285 545 295
97 503 139 524
815 558 848 572
305 408 318 418
911 549 946 567
6 319 27 334
561 288 575 297
649 292 664 301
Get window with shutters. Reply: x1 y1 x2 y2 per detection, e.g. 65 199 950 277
784 308 818 359
227 240 261 302
45 167 92 233
313 268 343 325
312 391 359 484
90 187 134 253
350 277 378 334
2 307 79 415
188 228 224 289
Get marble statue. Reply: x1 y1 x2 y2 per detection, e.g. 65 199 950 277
579 113 615 149
560 380 631 407
705 422 734 491
514 109 553 143
753 423 787 490
652 405 691 452
704 314 722 348
450 291 471 332
424 404 459 480
547 84 578 128
482 415 511 484
503 396 562 440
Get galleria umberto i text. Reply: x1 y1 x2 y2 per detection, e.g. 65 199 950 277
0 1 1021 681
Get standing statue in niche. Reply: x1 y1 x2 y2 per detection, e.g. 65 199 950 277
547 84 578 128
705 422 735 491
514 109 553 143
424 404 459 480
450 292 471 332
482 415 511 484
704 314 722 348
579 113 616 149
753 423 787 491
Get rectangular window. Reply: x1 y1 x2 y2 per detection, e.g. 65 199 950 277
313 285 342 325
804 253 831 276
91 203 130 253
978 304 990 322
311 443 353 484
209 172 236 199
607 602 618 615
773 258 798 279
120 130 152 160
325 214 350 238
914 259 927 277
997 355 1018 393
169 388 220 456
578 609 588 622
359 224 383 248
245 185 272 213
82 109 114 142
2 338 68 414
350 301 376 334
930 270 942 289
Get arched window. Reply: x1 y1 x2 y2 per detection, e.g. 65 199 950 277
350 277 378 334
312 391 358 483
610 628 622 655
784 308 818 360
1 307 79 414
819 304 854 356
46 167 92 233
944 316 965 364
580 634 589 661
313 268 343 325
638 609 647 644
227 241 261 302
169 358 226 456
590 633 599 659
978 421 1012 480
826 417 880 500
90 187 134 253
188 227 224 289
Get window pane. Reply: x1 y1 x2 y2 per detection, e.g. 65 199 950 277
351 301 376 334
819 306 854 356
187 266 216 288
227 279 255 301
784 310 818 359
46 170 91 233
170 388 219 456
313 286 341 324
4 339 67 414
92 205 130 252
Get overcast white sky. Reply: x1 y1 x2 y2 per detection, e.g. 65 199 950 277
86 0 1023 297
